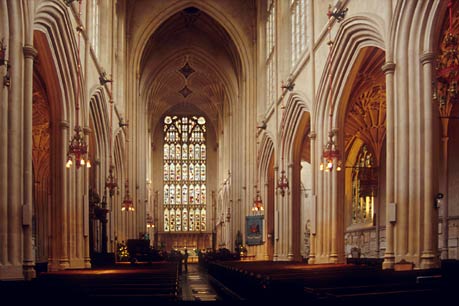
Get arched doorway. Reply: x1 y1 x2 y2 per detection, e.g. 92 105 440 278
342 47 386 260
259 133 275 260
32 30 65 271
436 0 459 260
291 111 311 261
32 65 51 272
278 95 311 262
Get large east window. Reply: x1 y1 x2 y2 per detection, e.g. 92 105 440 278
163 115 207 232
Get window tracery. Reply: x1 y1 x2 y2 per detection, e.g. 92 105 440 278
352 145 378 225
163 116 207 232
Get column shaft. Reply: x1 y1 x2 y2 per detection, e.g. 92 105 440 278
22 44 38 279
382 62 396 269
420 53 438 268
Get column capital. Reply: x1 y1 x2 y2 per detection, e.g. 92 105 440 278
83 127 92 135
381 62 396 74
308 132 317 139
23 45 38 60
420 52 436 65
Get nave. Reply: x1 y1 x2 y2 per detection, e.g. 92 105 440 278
1 258 458 305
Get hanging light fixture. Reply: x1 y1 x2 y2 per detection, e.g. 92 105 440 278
277 169 289 196
253 126 265 212
104 74 117 197
252 188 264 213
66 0 90 169
277 103 289 196
433 0 459 112
105 164 118 197
121 116 133 211
121 179 134 211
146 213 154 228
319 4 346 173
320 131 342 172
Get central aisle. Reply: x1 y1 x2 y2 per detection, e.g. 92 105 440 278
179 263 243 302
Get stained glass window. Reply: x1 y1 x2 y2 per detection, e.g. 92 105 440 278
352 145 377 225
290 0 307 68
266 0 277 106
163 116 207 232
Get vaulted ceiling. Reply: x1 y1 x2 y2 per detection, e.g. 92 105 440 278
138 6 242 132
344 47 386 166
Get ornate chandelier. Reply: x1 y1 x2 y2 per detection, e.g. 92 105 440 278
277 169 289 196
277 87 289 197
320 131 342 172
66 125 90 168
105 164 118 197
146 213 154 228
104 75 117 197
121 117 133 211
121 180 134 212
252 189 264 213
319 4 346 172
66 0 90 169
433 0 459 111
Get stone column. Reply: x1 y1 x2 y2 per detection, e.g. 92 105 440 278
382 62 396 269
0 1 9 271
420 52 438 269
7 0 23 277
329 130 341 263
22 44 37 280
83 126 91 268
273 165 279 260
440 135 449 258
308 132 316 264
59 121 70 269
287 163 293 260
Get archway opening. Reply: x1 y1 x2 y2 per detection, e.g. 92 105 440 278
342 47 386 260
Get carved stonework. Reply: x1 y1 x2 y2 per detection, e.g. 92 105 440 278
179 61 195 79
179 85 192 98
32 76 50 181
344 48 386 166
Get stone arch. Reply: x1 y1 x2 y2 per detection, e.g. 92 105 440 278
112 129 127 242
32 65 52 268
382 0 445 268
130 1 252 85
277 92 311 261
89 88 109 191
313 15 386 264
259 132 275 260
32 0 92 270
34 0 88 125
143 48 234 131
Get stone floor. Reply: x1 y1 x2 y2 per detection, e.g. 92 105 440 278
179 263 243 302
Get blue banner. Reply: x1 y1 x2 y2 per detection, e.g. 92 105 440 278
246 215 264 245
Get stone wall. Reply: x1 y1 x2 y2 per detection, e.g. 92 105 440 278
344 227 386 258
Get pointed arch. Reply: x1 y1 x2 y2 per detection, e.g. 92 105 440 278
130 1 251 86
281 91 311 161
89 88 110 192
259 131 275 182
311 14 386 264
34 0 88 126
258 131 275 260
